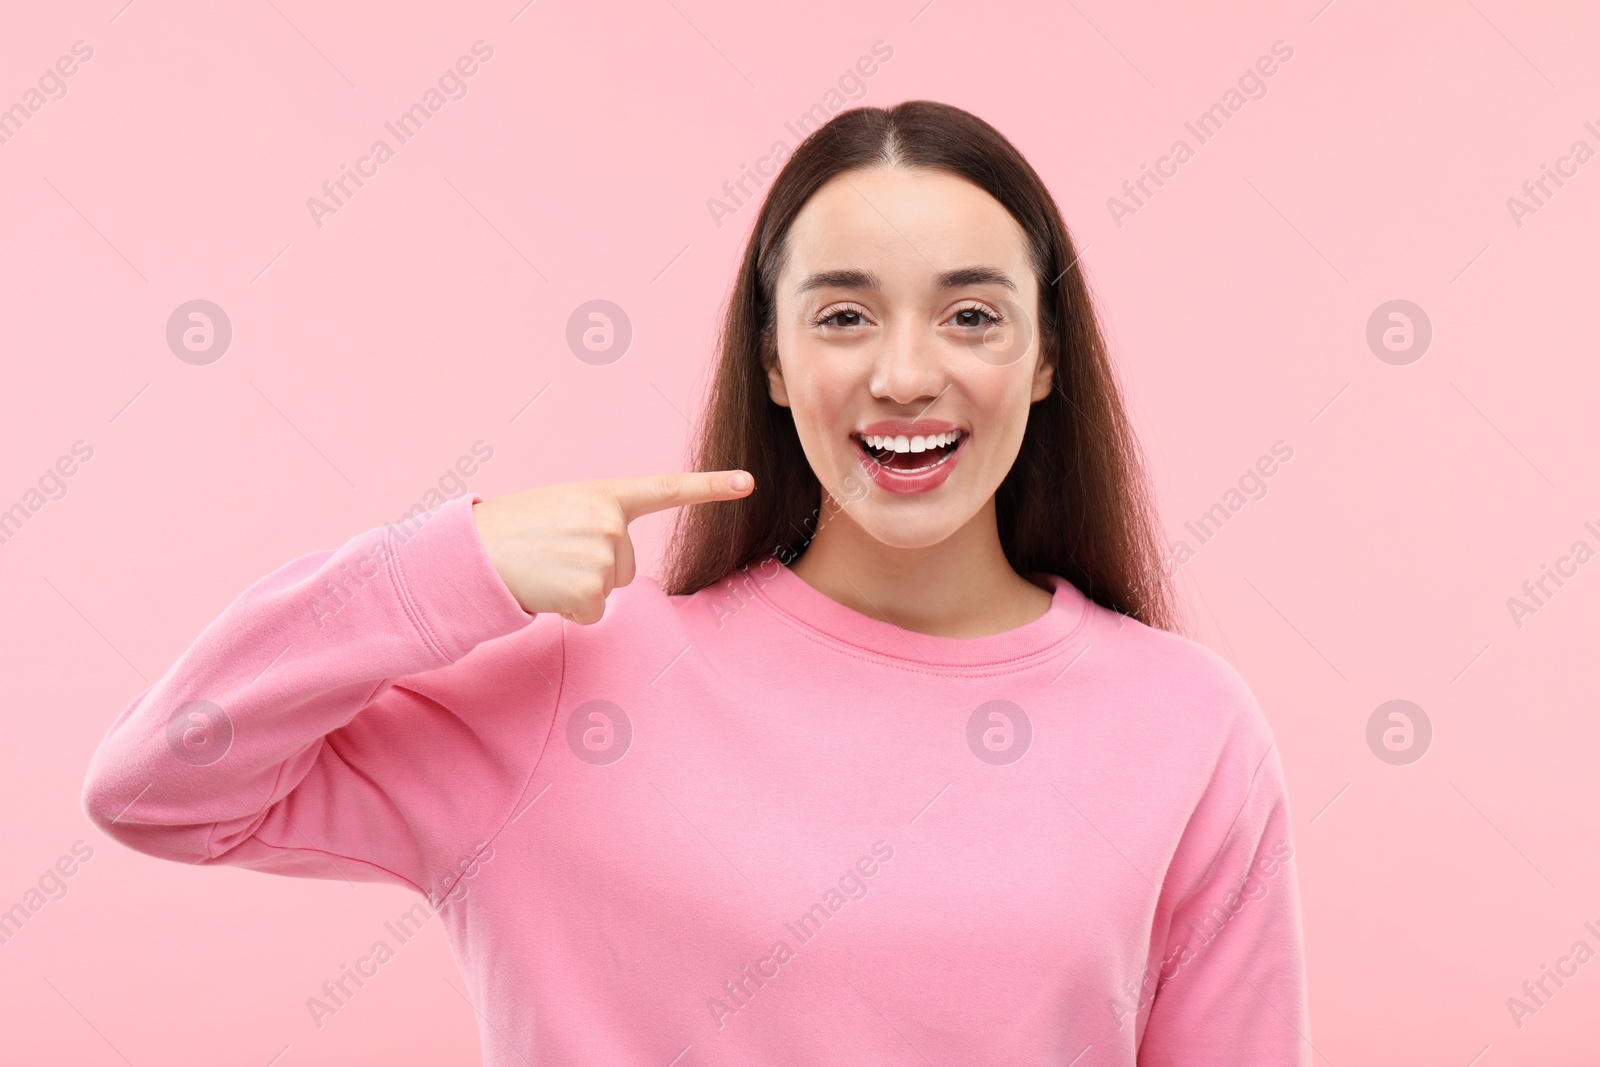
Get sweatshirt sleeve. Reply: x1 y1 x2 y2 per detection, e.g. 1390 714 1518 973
79 492 563 908
1137 737 1312 1065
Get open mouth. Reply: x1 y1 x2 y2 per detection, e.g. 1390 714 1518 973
851 429 965 474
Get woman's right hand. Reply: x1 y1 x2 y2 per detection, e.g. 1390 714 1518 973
470 470 755 624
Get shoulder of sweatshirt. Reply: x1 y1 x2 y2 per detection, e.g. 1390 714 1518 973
1083 605 1293 905
540 566 715 672
1073 597 1279 769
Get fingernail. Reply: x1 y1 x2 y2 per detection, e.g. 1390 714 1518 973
730 471 752 491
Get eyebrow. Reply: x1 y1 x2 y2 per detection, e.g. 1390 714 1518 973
794 266 1018 297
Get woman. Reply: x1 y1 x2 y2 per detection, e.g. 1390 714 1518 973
83 100 1309 1064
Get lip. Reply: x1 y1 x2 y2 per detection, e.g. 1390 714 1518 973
851 425 967 495
854 418 964 437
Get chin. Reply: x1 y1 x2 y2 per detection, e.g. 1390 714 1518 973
853 502 977 550
867 528 962 551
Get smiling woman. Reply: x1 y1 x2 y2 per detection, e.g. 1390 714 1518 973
664 104 1172 640
82 100 1309 1066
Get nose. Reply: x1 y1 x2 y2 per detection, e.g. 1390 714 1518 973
868 318 949 406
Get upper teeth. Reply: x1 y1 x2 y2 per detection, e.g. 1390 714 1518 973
861 430 962 453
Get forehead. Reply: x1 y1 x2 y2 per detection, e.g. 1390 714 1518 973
779 166 1034 298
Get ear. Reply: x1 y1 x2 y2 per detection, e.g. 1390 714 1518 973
1030 344 1055 403
764 338 791 408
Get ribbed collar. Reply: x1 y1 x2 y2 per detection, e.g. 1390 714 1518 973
741 556 1097 673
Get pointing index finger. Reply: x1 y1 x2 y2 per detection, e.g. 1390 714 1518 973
609 470 753 523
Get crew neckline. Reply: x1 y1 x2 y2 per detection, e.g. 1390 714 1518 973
741 556 1097 672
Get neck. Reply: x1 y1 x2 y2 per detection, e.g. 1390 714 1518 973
785 494 1053 638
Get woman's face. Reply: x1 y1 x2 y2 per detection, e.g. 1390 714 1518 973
767 165 1054 550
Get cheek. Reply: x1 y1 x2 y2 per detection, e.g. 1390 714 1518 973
782 363 856 438
970 381 1035 465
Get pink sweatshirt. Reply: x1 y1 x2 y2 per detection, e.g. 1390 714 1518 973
81 492 1310 1065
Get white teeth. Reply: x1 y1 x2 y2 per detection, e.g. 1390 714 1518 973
861 430 963 453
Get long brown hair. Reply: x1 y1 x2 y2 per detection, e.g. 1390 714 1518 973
660 99 1182 635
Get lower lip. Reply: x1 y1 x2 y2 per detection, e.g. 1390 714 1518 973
853 434 967 494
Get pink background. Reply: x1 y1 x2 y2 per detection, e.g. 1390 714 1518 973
3 0 1597 1063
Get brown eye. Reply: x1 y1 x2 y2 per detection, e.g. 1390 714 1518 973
950 306 1002 329
815 308 866 329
